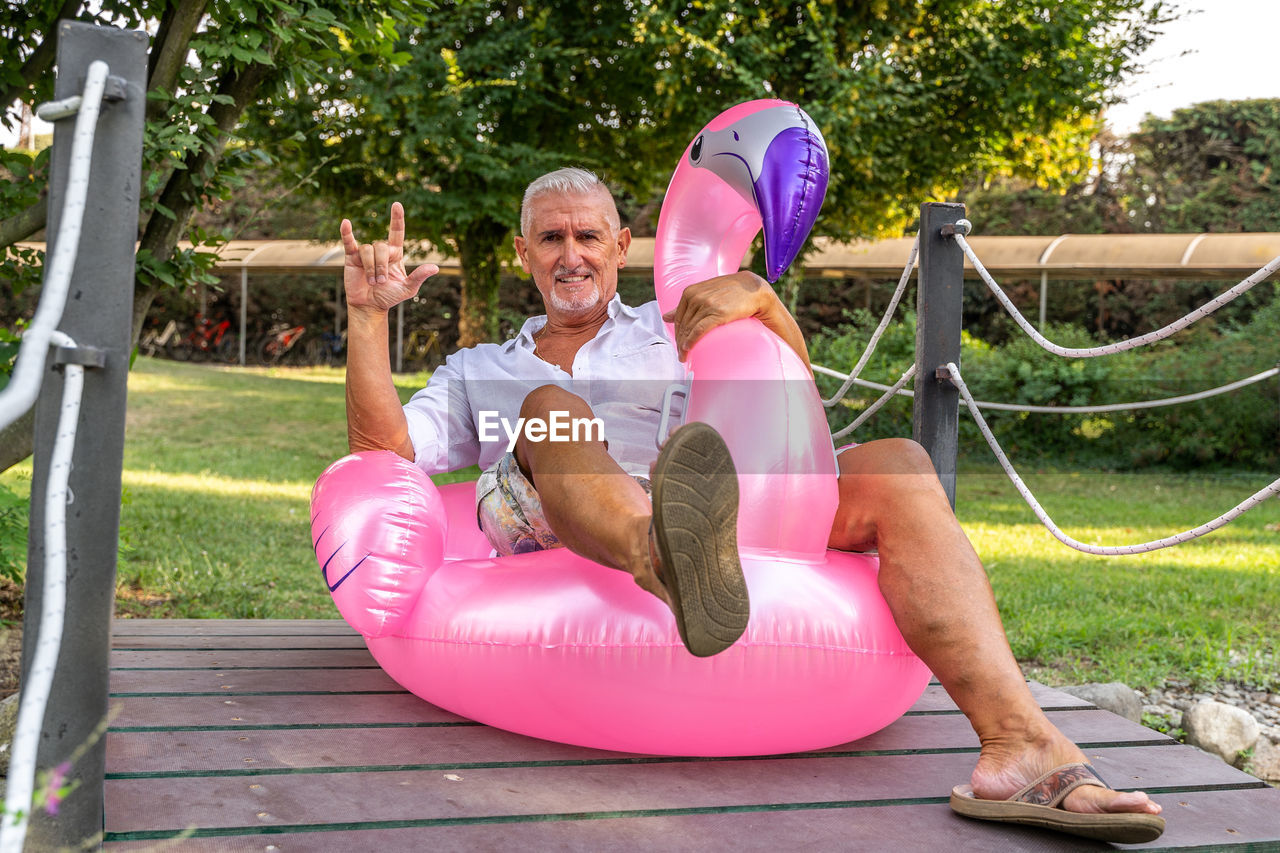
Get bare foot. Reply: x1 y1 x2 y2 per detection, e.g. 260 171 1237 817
970 729 1162 816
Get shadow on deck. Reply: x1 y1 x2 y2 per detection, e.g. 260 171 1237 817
104 619 1280 851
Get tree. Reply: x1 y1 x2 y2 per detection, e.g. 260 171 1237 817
1128 98 1280 233
0 0 433 470
262 0 1166 346
254 0 697 346
956 99 1280 339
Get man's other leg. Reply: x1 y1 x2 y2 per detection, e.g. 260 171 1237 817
828 438 1160 818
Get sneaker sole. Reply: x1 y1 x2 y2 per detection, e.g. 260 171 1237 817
651 422 749 657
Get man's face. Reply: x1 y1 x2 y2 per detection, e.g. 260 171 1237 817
514 190 631 319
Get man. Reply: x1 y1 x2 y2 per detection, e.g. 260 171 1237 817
340 168 1164 843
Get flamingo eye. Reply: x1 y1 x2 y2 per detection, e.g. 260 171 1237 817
690 135 703 163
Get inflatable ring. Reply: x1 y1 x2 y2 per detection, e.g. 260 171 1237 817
311 100 930 756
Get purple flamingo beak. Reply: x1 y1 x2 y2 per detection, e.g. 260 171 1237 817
756 124 829 282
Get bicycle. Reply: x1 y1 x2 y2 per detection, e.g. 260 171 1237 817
138 319 180 358
257 322 307 365
401 327 444 372
305 329 347 366
171 314 235 363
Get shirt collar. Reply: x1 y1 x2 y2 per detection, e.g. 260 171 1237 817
507 294 634 352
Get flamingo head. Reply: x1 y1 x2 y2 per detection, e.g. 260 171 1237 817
686 101 829 282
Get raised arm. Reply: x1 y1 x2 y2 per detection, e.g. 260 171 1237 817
662 270 810 372
342 202 439 459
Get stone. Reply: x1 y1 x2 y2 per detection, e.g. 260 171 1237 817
1058 682 1144 723
0 691 17 761
1249 737 1280 783
1182 700 1261 766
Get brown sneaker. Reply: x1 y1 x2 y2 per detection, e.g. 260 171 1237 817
650 422 749 657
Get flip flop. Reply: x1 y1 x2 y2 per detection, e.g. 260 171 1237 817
650 422 749 658
950 762 1166 844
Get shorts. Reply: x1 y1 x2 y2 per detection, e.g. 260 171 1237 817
476 452 652 556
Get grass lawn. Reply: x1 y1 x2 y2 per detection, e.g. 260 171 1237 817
2 356 1277 692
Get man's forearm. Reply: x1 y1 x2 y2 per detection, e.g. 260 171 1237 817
345 307 415 460
756 290 811 373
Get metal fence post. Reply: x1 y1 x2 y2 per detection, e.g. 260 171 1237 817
21 21 147 848
912 202 966 509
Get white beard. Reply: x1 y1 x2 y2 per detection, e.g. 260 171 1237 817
548 278 601 314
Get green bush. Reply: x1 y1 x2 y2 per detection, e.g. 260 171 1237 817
811 309 918 442
809 292 1279 470
0 480 27 586
962 320 1140 464
1112 291 1280 469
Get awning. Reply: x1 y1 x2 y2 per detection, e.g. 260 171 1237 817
17 232 1280 280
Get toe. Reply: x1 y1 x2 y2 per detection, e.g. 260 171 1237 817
1063 783 1162 815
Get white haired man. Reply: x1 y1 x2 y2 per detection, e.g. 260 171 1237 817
339 168 1164 843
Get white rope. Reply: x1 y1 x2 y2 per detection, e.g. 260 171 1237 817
943 361 1280 556
0 60 109 433
953 230 1280 359
815 364 914 395
1 333 82 852
821 237 918 407
832 364 916 439
815 363 1279 414
973 367 1280 413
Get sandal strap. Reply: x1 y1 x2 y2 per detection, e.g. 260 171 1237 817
1011 763 1109 808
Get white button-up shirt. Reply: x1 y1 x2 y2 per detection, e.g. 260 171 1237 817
404 296 687 479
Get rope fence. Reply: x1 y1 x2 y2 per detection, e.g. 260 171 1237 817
943 361 1280 556
0 60 109 434
951 219 1280 359
0 22 146 850
0 60 112 853
816 211 1278 556
0 55 116 850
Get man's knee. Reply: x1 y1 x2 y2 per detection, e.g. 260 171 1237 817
520 384 592 420
836 438 953 518
837 437 937 479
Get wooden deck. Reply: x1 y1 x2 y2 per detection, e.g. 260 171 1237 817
104 619 1280 851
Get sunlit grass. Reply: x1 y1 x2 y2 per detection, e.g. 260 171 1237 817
123 470 313 499
95 358 466 619
956 467 1279 689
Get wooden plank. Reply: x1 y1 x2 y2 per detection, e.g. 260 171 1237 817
911 682 1092 712
100 787 1280 852
104 710 1169 776
102 622 1280 850
111 634 367 650
112 618 355 636
101 744 1267 835
109 694 471 729
110 667 404 695
110 649 377 669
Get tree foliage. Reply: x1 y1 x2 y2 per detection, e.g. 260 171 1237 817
958 99 1280 339
254 0 695 345
1129 99 1280 233
966 99 1280 236
0 0 432 469
261 0 1165 345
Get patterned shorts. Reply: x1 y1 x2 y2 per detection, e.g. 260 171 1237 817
476 452 651 556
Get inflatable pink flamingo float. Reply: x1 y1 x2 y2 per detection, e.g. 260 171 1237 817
310 100 930 756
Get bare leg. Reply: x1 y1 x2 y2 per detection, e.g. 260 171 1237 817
829 438 1161 817
512 385 668 604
